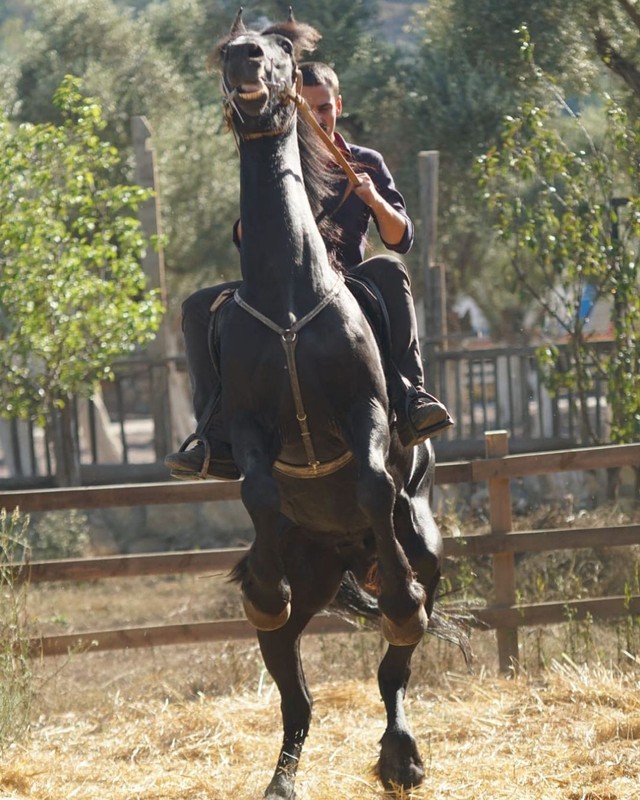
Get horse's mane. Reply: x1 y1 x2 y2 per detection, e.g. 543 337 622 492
211 16 344 265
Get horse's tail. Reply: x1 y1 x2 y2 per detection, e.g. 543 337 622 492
232 558 472 666
331 571 473 666
329 571 381 627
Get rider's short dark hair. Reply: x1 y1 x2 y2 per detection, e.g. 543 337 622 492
299 62 340 97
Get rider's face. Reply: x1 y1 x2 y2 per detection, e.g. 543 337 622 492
301 84 342 141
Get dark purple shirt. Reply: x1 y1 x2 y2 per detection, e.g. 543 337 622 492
329 132 414 268
232 132 414 269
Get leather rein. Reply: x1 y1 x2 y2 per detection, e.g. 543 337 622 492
223 70 360 478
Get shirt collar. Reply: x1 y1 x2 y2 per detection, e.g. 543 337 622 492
333 131 349 153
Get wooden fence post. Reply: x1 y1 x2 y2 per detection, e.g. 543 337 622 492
485 430 519 674
131 116 172 461
418 151 447 355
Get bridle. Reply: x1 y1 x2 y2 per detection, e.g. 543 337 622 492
222 66 361 189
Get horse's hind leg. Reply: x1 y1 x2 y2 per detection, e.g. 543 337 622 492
258 543 344 800
258 622 310 800
375 454 442 790
376 642 425 791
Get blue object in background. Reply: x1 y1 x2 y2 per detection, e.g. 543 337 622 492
578 283 596 321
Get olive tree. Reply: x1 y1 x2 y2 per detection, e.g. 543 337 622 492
0 76 164 484
478 33 640 450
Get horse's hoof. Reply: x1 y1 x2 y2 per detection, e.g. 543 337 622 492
242 595 291 631
377 730 425 791
381 607 429 646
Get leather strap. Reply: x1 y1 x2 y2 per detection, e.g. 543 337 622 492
233 275 345 473
284 82 362 189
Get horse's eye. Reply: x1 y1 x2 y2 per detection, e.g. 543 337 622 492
281 38 293 55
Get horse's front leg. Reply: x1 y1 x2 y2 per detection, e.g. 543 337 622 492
350 407 428 646
233 423 291 630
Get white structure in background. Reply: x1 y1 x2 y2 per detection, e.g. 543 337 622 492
452 295 491 339
0 419 35 477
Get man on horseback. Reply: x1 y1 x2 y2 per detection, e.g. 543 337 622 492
165 61 452 481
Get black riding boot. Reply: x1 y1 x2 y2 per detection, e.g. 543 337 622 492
349 256 453 445
164 393 241 481
164 283 241 481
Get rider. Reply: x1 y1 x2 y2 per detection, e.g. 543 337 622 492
165 62 453 480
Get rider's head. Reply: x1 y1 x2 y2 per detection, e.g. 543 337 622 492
300 62 342 142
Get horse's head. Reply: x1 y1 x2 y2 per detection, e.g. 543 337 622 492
212 9 321 137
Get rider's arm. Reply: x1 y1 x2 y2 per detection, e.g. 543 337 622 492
350 146 414 255
233 218 242 249
353 174 410 249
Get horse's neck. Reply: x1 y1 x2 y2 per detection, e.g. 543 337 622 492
238 128 334 320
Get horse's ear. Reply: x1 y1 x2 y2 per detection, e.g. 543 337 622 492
230 7 246 34
288 7 295 23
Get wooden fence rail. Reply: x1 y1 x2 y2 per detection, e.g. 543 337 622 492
1 434 639 670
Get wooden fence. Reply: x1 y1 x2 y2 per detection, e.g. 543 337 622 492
1 433 638 672
0 340 615 486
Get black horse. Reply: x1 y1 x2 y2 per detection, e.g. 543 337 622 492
211 10 452 797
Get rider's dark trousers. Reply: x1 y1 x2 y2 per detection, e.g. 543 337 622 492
181 255 425 434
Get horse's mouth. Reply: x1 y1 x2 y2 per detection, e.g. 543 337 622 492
234 82 269 103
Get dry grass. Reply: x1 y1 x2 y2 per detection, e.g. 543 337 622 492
1 650 640 799
1 500 639 798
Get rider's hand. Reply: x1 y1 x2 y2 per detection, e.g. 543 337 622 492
352 173 379 208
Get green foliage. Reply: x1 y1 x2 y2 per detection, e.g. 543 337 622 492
15 0 191 145
262 0 380 71
5 0 640 346
0 508 33 751
0 75 164 426
11 0 244 311
154 106 241 301
477 36 640 444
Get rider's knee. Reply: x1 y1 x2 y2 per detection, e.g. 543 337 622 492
182 284 237 331
182 287 214 328
357 255 410 290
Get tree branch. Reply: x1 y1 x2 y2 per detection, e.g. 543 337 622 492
592 20 640 98
616 0 640 34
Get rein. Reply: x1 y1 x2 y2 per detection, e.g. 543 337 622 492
282 77 362 189
222 70 362 189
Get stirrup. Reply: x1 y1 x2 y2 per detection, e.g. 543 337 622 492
174 433 212 480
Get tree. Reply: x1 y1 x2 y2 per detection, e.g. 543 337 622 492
261 0 380 71
12 0 243 315
396 0 640 333
0 76 164 484
14 0 191 148
477 36 640 448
